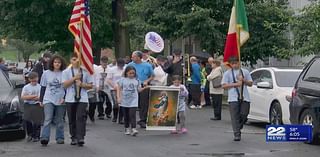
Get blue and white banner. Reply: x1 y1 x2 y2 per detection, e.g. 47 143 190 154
266 125 312 142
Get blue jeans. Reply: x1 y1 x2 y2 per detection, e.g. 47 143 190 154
40 103 66 141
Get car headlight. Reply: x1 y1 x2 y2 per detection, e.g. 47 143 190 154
10 96 20 111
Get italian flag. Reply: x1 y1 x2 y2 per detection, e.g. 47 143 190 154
223 0 249 63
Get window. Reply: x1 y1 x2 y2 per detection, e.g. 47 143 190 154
251 70 272 86
0 71 11 89
260 70 272 84
303 59 320 83
251 70 262 85
274 71 301 87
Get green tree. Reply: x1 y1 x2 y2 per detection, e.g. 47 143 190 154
241 0 293 66
112 0 130 58
0 0 113 58
7 39 44 62
292 1 320 56
127 0 292 66
126 0 232 54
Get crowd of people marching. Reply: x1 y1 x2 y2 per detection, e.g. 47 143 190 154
10 45 252 147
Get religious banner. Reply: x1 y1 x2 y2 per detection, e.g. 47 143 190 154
146 86 180 130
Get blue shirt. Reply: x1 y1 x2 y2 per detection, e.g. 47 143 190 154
40 70 65 105
191 63 201 84
128 62 154 82
221 68 252 102
62 67 94 103
118 77 141 107
21 83 41 104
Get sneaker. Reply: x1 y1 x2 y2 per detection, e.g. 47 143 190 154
106 114 112 119
112 118 117 122
234 136 241 141
32 138 40 142
170 130 178 134
181 128 188 134
98 115 104 120
78 139 85 147
210 117 221 121
124 128 131 135
26 136 32 142
131 128 138 136
198 106 202 109
56 139 64 144
190 105 196 109
70 139 77 145
40 139 49 146
138 121 146 128
89 117 95 123
118 121 124 125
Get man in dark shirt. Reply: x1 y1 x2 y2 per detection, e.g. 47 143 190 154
163 49 184 86
32 52 52 83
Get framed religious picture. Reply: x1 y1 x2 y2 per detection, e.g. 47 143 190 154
146 86 180 130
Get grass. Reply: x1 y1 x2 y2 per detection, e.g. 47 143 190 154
0 49 40 62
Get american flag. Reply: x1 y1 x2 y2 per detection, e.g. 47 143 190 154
68 0 94 75
149 34 162 48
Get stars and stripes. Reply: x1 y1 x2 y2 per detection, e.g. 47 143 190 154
68 0 94 75
149 34 162 48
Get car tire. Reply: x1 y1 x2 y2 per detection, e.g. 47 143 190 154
300 109 320 145
269 102 283 125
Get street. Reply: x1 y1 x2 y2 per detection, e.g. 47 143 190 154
0 106 319 157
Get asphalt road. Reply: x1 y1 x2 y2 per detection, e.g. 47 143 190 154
0 105 319 157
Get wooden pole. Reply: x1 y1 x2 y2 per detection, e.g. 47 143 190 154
76 21 83 100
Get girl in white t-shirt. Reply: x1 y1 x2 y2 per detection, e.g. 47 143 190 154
116 66 149 136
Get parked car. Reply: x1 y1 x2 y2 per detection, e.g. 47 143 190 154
248 67 302 125
12 62 26 74
0 69 25 140
289 56 320 144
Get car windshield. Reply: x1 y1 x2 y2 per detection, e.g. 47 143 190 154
0 70 11 89
274 71 301 87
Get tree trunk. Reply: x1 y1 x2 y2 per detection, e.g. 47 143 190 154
112 0 130 58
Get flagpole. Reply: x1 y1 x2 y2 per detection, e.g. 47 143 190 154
237 24 244 101
76 20 84 100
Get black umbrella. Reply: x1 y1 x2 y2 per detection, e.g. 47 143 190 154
190 51 212 59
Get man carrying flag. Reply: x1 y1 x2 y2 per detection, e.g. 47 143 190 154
221 0 253 141
62 0 94 146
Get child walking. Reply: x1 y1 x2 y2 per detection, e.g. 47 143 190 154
116 66 148 136
21 72 43 142
170 75 189 134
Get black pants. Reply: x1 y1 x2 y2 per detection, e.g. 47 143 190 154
123 107 137 128
24 120 41 138
66 102 88 140
204 82 211 106
188 84 201 106
138 88 150 123
211 94 223 119
110 90 120 121
88 102 98 120
229 101 250 136
97 92 112 117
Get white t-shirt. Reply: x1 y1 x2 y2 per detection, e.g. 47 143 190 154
21 83 41 104
107 66 125 90
93 64 111 88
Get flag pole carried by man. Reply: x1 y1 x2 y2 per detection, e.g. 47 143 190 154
68 0 94 75
63 0 94 147
222 0 253 141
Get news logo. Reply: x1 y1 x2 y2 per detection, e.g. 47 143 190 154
266 125 312 142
